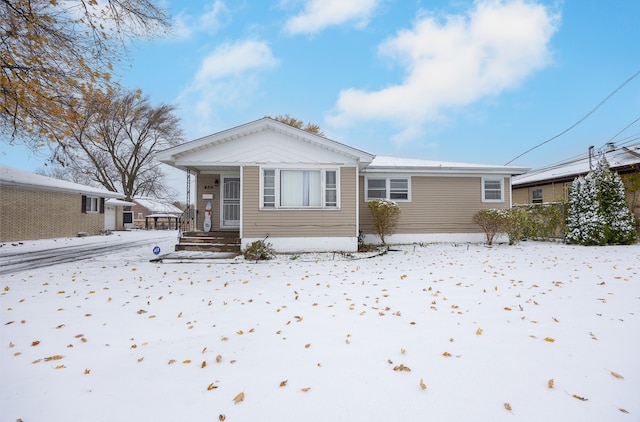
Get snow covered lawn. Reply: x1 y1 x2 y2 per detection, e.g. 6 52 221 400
1 237 639 421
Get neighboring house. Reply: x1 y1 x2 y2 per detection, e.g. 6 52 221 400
512 144 640 214
157 118 529 252
131 197 183 230
0 166 125 242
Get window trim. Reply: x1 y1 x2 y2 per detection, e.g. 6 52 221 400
82 195 101 213
364 177 411 202
531 188 543 204
260 167 340 210
481 177 504 203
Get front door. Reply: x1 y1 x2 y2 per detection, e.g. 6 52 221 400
221 177 240 228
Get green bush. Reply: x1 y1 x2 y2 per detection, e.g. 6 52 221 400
521 203 566 240
243 240 275 261
503 208 528 245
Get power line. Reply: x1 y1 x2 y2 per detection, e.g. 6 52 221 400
505 68 640 165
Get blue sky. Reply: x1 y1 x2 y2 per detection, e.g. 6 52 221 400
2 0 640 177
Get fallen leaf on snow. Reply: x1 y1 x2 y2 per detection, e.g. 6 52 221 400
504 403 512 411
233 391 245 404
44 355 64 361
572 394 588 401
610 370 624 379
548 379 554 389
419 378 427 390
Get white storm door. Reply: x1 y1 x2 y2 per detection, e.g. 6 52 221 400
222 177 240 228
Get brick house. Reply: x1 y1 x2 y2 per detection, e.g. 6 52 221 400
0 166 126 242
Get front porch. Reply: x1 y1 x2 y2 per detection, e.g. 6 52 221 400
175 230 241 253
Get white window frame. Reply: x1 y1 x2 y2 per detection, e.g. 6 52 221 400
482 177 504 202
260 167 340 210
365 177 411 202
87 196 99 213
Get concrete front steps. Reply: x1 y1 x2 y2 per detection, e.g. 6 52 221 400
175 231 241 253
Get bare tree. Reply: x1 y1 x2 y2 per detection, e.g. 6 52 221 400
51 87 183 201
1 0 170 141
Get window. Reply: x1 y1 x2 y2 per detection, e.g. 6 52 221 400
365 177 410 201
263 170 276 208
261 168 339 209
482 178 504 202
82 195 100 213
531 188 543 204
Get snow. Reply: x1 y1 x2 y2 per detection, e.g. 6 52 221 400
513 143 640 186
133 197 183 215
1 231 639 421
367 155 529 174
0 165 124 198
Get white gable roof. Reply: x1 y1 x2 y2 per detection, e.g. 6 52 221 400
157 117 375 173
0 166 124 198
513 144 640 186
364 156 529 175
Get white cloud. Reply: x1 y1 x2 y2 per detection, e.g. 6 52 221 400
194 40 278 83
177 40 278 136
285 0 379 34
172 1 231 39
327 0 560 144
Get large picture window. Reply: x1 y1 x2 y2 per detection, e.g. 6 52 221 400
262 168 339 209
365 177 410 201
482 177 504 202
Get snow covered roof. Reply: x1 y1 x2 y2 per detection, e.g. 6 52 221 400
513 144 640 187
363 155 530 175
106 198 136 207
0 166 124 198
133 197 183 215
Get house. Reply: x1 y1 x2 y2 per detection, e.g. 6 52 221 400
157 118 529 252
512 144 640 217
0 166 126 242
131 197 184 230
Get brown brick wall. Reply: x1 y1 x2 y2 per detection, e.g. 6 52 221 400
0 186 105 242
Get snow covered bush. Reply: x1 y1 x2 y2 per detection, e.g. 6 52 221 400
243 240 275 260
472 209 508 245
592 159 637 244
566 176 606 245
566 158 637 245
367 199 401 246
503 207 528 245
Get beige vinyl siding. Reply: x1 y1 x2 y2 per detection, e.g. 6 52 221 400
512 182 571 205
242 166 357 238
1 186 105 242
196 173 221 230
360 176 511 234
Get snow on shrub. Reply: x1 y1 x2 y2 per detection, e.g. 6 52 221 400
566 158 637 245
367 199 401 246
